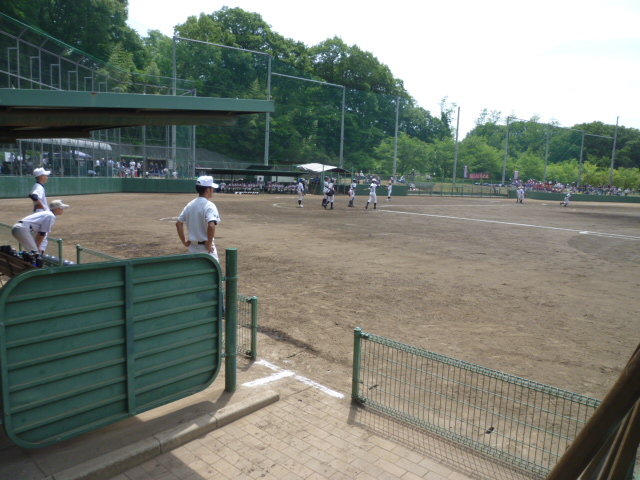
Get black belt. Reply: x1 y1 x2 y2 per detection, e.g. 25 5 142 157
197 241 206 245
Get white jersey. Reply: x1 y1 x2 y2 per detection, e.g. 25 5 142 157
30 182 49 212
178 197 221 243
297 181 305 195
178 197 221 260
17 210 57 235
368 182 379 202
13 209 57 252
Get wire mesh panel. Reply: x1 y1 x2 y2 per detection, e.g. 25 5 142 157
352 329 600 477
221 291 258 359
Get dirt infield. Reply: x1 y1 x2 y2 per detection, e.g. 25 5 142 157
2 192 639 400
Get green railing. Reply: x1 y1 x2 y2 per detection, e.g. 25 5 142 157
351 328 601 478
74 245 122 264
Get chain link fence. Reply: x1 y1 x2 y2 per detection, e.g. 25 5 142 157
352 328 603 478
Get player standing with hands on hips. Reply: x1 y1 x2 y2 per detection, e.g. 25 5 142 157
30 167 51 212
176 176 221 262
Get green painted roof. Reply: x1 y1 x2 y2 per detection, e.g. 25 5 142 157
0 89 275 143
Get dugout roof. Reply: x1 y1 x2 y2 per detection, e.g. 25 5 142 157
0 89 275 144
196 165 301 177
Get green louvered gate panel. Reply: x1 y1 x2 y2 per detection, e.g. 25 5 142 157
0 253 222 449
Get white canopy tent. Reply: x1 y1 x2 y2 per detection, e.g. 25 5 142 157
296 162 350 173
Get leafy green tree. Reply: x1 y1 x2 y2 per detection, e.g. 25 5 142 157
457 136 503 179
615 140 640 169
513 150 545 181
546 160 579 184
424 139 456 179
613 168 640 190
467 109 505 150
579 162 606 187
373 133 431 176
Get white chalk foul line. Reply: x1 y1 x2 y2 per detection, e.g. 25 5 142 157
242 370 294 387
244 359 345 399
378 209 640 240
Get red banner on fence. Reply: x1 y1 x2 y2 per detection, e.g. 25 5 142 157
469 173 490 180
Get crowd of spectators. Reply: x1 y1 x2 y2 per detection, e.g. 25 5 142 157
216 181 302 194
513 179 636 196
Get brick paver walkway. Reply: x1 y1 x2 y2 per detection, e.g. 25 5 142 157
109 362 537 480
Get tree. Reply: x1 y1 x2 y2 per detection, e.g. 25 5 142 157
546 160 579 185
457 136 503 180
373 133 431 176
613 168 640 190
424 139 456 179
513 150 545 181
580 162 607 187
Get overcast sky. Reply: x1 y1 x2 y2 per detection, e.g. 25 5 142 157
127 0 640 138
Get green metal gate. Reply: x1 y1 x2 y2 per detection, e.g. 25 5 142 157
0 253 222 448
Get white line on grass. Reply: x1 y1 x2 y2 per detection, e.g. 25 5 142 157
243 359 345 398
377 209 640 240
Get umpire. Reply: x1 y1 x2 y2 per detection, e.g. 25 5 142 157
176 175 221 261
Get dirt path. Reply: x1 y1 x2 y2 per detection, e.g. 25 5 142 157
2 192 639 400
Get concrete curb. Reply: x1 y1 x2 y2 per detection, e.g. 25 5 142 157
52 389 280 480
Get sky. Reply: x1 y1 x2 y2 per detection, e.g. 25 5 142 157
127 0 640 138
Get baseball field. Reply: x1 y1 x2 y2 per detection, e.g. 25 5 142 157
1 192 639 402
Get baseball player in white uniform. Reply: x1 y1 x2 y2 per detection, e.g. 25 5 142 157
348 179 357 207
322 176 330 208
11 199 69 253
296 178 305 207
30 167 51 212
176 175 221 261
387 176 394 201
325 178 336 209
516 186 525 203
365 178 379 210
561 191 572 207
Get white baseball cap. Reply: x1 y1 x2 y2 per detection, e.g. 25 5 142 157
49 199 69 210
34 167 51 177
196 176 219 188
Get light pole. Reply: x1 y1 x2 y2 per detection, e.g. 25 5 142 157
393 96 399 178
453 106 460 183
502 116 510 186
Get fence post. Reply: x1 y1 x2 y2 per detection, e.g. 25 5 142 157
250 296 258 360
56 239 63 265
352 327 362 403
76 244 83 264
225 248 238 393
